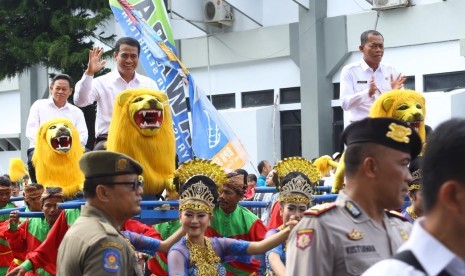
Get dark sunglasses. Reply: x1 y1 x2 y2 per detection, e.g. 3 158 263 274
105 177 144 191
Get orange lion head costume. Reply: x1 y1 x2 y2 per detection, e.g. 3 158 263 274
106 88 176 195
32 118 85 197
333 89 426 193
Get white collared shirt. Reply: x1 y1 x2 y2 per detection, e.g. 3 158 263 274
363 217 465 276
26 98 88 148
73 70 158 137
340 59 401 122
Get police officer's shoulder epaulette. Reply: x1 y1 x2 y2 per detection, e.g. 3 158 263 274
304 202 336 216
385 209 409 222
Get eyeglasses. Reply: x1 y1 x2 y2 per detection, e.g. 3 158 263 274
105 177 144 191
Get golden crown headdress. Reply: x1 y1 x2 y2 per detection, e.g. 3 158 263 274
408 169 422 191
176 159 227 214
274 157 320 205
411 169 421 182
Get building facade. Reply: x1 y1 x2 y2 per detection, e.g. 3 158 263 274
1 0 465 173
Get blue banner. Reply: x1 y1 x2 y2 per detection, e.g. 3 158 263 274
110 0 193 162
188 75 249 169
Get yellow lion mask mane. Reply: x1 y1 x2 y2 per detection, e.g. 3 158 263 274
106 88 176 195
32 118 84 197
9 158 28 182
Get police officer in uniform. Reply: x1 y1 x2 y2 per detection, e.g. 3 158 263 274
57 151 144 275
286 117 422 276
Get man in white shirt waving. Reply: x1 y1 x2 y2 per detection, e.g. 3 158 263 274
73 37 158 150
340 30 406 122
364 118 465 276
26 74 88 183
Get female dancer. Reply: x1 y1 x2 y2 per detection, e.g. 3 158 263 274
167 159 298 276
265 157 319 276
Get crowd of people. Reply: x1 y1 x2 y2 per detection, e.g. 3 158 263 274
0 29 464 276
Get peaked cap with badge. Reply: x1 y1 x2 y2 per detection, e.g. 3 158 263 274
342 117 422 159
79 151 143 179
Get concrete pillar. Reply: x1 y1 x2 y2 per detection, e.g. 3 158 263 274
299 0 333 159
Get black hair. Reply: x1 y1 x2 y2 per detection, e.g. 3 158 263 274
360 30 383 45
344 143 378 177
0 175 12 187
115 37 141 54
179 175 219 204
51 74 73 87
83 177 115 199
83 179 97 199
425 125 433 138
268 170 279 187
422 118 465 212
247 173 257 182
234 169 248 185
257 160 268 174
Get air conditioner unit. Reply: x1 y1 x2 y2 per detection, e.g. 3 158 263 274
204 0 233 26
372 0 409 11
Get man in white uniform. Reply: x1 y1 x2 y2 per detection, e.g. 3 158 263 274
73 37 157 150
340 30 406 122
26 74 88 182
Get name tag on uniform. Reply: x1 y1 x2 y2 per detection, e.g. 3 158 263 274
345 245 376 254
357 81 368 84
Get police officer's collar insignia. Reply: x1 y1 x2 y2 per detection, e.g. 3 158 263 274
345 201 361 218
102 248 121 273
296 229 314 250
304 202 336 216
116 158 129 172
385 209 409 222
386 123 411 144
347 229 364 240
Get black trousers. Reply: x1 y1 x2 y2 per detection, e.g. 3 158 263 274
27 148 37 183
93 134 108 150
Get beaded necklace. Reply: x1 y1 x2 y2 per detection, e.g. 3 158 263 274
186 237 221 275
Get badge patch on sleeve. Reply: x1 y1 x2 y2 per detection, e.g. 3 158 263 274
296 229 314 250
102 248 121 273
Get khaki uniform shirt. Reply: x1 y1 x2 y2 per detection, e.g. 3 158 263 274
57 205 142 276
286 191 412 276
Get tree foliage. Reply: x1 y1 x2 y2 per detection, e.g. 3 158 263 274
0 0 115 81
0 0 118 149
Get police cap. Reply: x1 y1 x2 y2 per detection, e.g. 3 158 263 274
342 117 422 159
